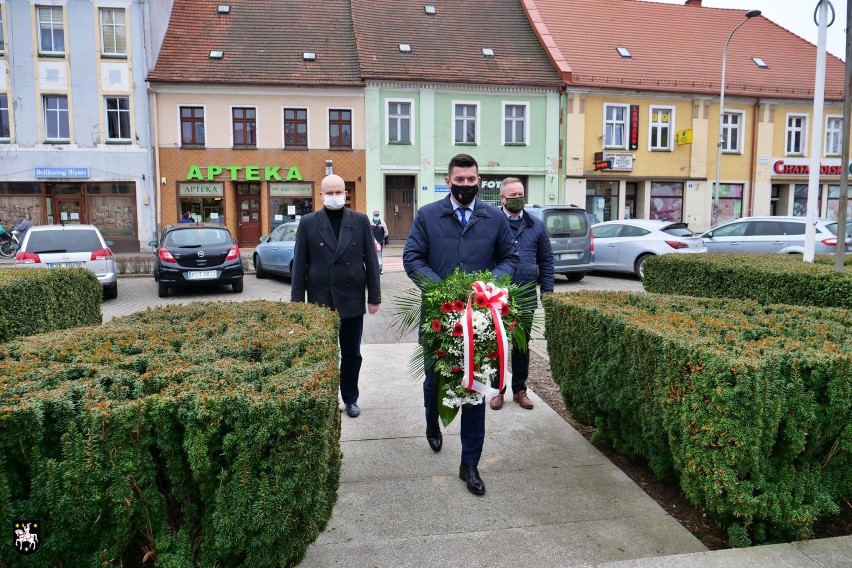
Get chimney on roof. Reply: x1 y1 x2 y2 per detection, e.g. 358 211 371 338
684 0 702 6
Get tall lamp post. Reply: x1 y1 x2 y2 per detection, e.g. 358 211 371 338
713 9 761 227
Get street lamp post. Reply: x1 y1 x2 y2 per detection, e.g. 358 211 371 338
713 9 761 227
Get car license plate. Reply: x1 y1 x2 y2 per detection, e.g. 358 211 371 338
47 262 84 268
560 253 580 260
187 270 217 280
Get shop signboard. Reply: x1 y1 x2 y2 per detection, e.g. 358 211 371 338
178 182 224 197
34 167 90 179
269 182 313 196
603 152 634 172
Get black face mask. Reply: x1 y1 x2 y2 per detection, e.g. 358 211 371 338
451 184 479 206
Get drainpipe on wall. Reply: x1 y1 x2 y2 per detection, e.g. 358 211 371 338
149 87 162 239
747 98 761 216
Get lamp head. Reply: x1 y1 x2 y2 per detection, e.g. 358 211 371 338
745 10 761 18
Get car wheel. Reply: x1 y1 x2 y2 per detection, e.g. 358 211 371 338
102 282 118 300
634 254 653 280
232 279 244 293
565 273 585 282
254 254 266 279
158 282 169 298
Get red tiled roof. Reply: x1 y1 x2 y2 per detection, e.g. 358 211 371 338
351 0 562 88
148 0 363 86
526 0 846 100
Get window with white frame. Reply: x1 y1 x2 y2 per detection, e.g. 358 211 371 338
721 111 743 153
100 8 127 56
503 103 527 145
604 104 629 149
387 101 412 143
649 106 674 151
0 94 9 140
44 95 69 140
0 6 5 55
453 103 477 144
825 116 842 156
38 6 65 55
106 96 131 141
785 114 807 155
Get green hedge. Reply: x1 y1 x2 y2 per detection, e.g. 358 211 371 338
544 291 851 546
643 254 852 308
0 267 102 341
0 301 341 567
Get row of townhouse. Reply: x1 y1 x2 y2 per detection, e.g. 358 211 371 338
0 0 847 250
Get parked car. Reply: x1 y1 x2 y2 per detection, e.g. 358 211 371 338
253 219 383 279
591 219 707 279
701 216 852 255
524 205 594 281
14 224 118 299
149 224 244 297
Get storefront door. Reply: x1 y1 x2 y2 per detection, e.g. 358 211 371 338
55 198 82 225
237 183 261 246
385 176 415 242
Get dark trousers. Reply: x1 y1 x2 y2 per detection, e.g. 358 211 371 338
339 315 364 405
424 369 486 466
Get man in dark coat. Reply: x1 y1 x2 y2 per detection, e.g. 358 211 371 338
291 174 382 418
403 153 518 495
489 177 554 411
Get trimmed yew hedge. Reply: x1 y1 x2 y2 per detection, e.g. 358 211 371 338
0 301 341 567
0 267 102 341
643 253 852 308
544 291 851 547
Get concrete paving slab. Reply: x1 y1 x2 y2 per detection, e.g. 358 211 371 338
793 536 852 568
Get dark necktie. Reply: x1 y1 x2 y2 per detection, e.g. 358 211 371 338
458 207 469 227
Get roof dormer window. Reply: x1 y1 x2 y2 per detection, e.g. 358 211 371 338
616 47 632 58
303 52 316 61
399 44 412 53
752 57 768 69
424 5 436 15
216 5 230 14
482 48 495 57
209 50 224 59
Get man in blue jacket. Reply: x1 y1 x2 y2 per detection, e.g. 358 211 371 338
403 153 518 495
489 177 554 411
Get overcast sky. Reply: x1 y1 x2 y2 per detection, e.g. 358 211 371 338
643 0 848 60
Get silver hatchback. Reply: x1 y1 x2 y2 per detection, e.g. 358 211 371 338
701 216 852 255
14 224 118 299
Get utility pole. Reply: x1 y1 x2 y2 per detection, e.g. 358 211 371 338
837 0 851 272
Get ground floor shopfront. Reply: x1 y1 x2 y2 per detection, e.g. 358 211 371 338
0 150 155 252
157 149 366 246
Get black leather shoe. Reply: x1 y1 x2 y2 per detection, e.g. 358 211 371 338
459 465 486 495
426 424 442 452
345 403 361 418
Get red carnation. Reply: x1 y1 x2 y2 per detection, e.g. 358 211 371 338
452 322 464 337
500 304 511 317
510 321 516 331
486 351 499 359
431 319 442 332
441 302 454 313
475 294 488 308
453 300 466 312
434 349 446 358
451 366 463 374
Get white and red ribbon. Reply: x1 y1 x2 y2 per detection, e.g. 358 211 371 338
461 281 509 398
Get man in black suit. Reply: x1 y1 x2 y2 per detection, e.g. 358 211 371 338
291 174 382 418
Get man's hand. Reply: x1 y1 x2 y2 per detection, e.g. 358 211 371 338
368 303 380 315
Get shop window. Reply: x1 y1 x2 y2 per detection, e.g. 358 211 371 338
453 103 477 144
0 94 9 140
793 183 823 217
283 108 307 148
604 104 629 149
387 100 412 144
106 96 131 141
649 106 673 151
649 182 683 222
721 111 743 153
43 95 69 141
586 181 619 222
785 114 807 156
329 109 352 149
87 183 137 240
827 185 852 221
180 106 205 147
100 8 126 57
715 183 743 224
503 103 527 145
825 116 842 156
232 107 256 147
38 6 65 55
